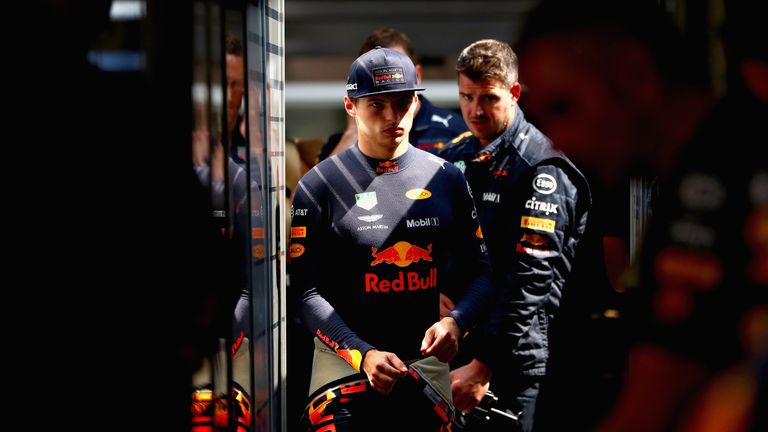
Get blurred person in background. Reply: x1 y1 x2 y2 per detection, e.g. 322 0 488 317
192 33 248 214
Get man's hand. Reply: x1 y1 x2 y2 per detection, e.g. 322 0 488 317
361 349 408 394
421 316 461 362
439 293 456 319
450 359 492 413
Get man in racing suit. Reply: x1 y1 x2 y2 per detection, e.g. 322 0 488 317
289 47 494 431
439 39 592 432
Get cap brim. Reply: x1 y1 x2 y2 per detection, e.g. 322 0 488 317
348 86 426 99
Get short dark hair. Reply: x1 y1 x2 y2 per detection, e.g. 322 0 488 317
226 32 243 56
456 39 518 87
359 27 416 62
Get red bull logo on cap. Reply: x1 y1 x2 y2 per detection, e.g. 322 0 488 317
373 66 406 86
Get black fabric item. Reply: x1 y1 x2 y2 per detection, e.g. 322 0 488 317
302 359 454 432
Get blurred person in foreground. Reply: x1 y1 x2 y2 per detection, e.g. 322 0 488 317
34 1 231 430
317 26 468 162
515 0 767 430
289 47 495 431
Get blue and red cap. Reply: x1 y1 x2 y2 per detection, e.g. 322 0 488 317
346 47 425 99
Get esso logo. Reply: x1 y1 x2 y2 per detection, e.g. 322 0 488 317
532 173 557 194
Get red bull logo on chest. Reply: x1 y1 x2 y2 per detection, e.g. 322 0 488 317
376 160 399 173
370 241 432 267
366 241 437 292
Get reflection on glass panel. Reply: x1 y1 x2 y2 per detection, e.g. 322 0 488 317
190 1 241 432
191 0 225 215
189 0 283 430
264 2 286 431
225 14 255 432
246 4 270 430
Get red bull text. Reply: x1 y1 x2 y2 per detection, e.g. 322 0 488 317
367 241 436 292
365 268 438 292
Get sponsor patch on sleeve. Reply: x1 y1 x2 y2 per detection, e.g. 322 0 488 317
516 233 554 257
291 226 307 238
289 243 305 259
532 173 557 194
252 244 266 259
520 216 556 233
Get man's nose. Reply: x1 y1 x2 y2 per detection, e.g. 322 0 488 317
474 102 485 116
383 103 399 121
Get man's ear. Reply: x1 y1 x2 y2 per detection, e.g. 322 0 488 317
510 81 521 102
344 96 356 117
415 64 423 84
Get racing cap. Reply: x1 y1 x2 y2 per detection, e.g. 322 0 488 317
346 47 426 99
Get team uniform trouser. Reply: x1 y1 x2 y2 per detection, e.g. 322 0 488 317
495 376 540 432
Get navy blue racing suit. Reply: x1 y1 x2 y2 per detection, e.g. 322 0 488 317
289 144 494 430
440 105 592 431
